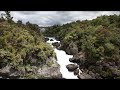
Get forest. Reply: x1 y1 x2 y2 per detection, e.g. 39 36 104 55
0 11 60 79
44 14 120 79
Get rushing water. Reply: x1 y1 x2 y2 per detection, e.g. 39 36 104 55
46 37 80 79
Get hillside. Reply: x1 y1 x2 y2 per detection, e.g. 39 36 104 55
0 18 61 79
44 15 120 79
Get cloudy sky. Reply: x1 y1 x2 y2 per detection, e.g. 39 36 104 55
0 11 120 26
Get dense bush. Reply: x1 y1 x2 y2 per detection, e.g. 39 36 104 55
0 20 55 78
44 15 120 78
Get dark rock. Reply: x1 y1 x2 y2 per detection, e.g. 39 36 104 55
69 52 86 63
44 37 49 42
62 78 66 79
70 47 78 55
52 42 60 48
66 64 78 72
38 57 62 79
88 71 96 79
57 46 62 50
95 73 102 79
0 61 7 69
65 48 71 55
74 68 79 75
77 72 92 79
50 39 54 41
66 42 78 55
0 65 10 77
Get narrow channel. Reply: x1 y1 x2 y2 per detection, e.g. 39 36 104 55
46 37 80 79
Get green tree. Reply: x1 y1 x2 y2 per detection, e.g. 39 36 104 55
4 11 13 23
17 20 23 26
17 20 22 24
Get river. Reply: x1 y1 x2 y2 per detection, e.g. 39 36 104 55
46 37 80 79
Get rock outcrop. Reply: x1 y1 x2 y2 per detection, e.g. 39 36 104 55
77 72 92 79
66 64 78 72
38 57 62 79
44 37 49 42
52 42 61 48
0 57 62 79
69 52 86 63
65 42 78 55
74 68 79 75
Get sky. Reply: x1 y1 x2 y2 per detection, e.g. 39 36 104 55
0 11 120 26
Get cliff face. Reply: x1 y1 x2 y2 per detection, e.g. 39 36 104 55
38 57 62 79
0 21 62 79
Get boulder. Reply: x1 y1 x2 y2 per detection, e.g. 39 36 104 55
52 42 60 48
50 39 54 41
66 64 78 72
0 65 10 77
77 72 92 79
57 46 62 50
88 71 96 79
74 68 79 75
69 52 85 63
44 37 49 42
66 42 78 55
38 66 62 79
38 57 62 79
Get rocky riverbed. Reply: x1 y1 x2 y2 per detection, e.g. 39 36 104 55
45 37 82 79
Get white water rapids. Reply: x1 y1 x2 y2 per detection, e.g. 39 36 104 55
46 37 81 79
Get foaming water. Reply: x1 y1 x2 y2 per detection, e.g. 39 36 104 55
46 37 78 79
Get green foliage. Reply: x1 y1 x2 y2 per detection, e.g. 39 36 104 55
17 20 23 27
0 18 55 78
4 11 13 23
44 15 120 78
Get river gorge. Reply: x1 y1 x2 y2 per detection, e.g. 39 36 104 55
46 37 82 79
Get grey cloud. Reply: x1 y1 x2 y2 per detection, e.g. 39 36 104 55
0 11 120 26
16 11 38 15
